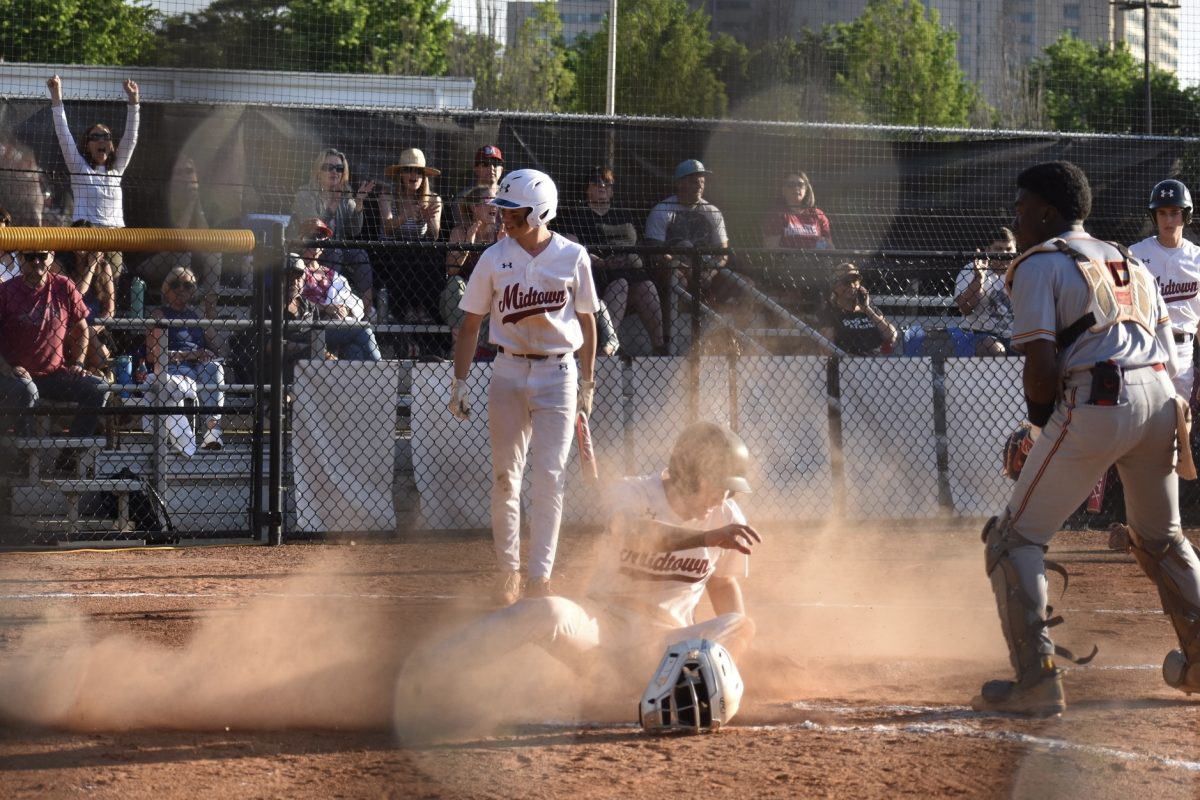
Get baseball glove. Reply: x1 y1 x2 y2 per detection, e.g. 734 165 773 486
1002 424 1037 481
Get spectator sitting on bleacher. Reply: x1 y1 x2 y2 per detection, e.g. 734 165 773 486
146 266 225 451
559 166 664 356
54 225 116 377
761 170 832 250
820 262 897 356
953 226 1016 356
135 156 222 316
294 218 381 362
0 250 109 473
287 149 376 319
450 144 504 228
440 185 502 358
645 159 731 298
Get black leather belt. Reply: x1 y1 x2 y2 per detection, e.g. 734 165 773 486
497 345 562 361
1173 331 1194 344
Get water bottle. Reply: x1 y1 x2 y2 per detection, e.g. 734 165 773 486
133 357 148 385
130 277 145 319
112 355 132 398
376 285 389 322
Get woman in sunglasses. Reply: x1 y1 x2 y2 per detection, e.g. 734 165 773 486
146 266 226 450
761 170 832 250
47 74 139 315
287 149 376 318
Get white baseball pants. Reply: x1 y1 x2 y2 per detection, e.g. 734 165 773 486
488 351 576 580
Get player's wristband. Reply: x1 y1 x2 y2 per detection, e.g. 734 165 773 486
1025 396 1054 428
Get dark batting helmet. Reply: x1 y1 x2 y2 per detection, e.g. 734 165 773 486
1149 179 1193 224
668 422 752 495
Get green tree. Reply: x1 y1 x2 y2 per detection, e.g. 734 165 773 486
1030 34 1197 134
571 0 726 118
289 0 452 75
0 0 159 65
446 24 503 106
154 0 452 75
826 0 981 126
152 0 295 71
489 2 574 111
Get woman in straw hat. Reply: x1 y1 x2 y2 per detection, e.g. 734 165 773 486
378 148 445 355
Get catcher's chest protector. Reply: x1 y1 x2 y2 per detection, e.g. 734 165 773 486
1006 238 1158 337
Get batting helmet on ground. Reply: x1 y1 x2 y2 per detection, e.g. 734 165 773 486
491 169 557 227
1149 179 1193 224
668 422 752 495
639 639 743 733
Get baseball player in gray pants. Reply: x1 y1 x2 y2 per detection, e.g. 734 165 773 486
976 161 1200 716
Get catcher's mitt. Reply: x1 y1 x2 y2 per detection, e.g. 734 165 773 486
1002 424 1037 480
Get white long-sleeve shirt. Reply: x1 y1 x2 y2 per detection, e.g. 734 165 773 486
51 101 140 227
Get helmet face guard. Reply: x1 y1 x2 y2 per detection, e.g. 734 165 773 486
491 168 558 227
638 639 743 734
1149 179 1193 224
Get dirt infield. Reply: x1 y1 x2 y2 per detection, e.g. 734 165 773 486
0 523 1198 799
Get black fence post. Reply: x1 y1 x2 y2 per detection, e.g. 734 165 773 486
267 241 287 545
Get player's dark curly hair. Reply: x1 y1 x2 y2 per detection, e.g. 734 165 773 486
1016 161 1092 223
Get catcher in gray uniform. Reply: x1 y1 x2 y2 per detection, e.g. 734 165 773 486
976 161 1200 716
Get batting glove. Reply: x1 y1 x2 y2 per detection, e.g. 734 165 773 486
577 379 595 417
448 378 471 420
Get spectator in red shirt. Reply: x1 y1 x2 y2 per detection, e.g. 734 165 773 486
0 250 109 470
761 170 832 250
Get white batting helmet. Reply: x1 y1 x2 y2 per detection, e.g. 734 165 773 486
638 639 743 733
491 169 557 227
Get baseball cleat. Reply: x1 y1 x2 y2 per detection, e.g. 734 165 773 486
971 669 1066 717
495 570 522 606
524 576 553 598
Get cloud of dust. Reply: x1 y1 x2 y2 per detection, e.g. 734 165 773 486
743 517 1008 699
0 551 405 731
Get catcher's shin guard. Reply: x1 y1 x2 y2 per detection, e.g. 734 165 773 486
1120 528 1200 693
976 516 1096 715
982 515 1053 682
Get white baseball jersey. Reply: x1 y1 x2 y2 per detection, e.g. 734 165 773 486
1129 236 1200 335
587 473 749 630
460 233 599 355
1010 232 1175 378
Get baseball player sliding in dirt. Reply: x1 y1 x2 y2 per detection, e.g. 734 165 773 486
1129 179 1200 403
449 169 598 605
976 161 1200 716
397 422 761 717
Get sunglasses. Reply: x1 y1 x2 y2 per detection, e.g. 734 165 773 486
305 233 330 242
169 279 197 291
320 163 346 173
22 252 50 263
590 180 614 187
784 180 807 188
399 167 424 175
87 132 112 143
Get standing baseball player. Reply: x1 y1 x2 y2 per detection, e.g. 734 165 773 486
399 422 760 706
449 169 598 605
1129 179 1200 402
975 161 1200 716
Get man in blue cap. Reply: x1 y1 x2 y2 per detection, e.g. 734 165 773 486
645 159 733 342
